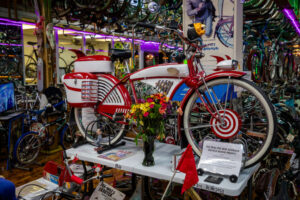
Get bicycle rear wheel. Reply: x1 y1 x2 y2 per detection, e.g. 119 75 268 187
74 107 125 145
183 78 276 168
14 132 41 165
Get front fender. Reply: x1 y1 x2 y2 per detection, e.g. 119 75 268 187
176 70 246 141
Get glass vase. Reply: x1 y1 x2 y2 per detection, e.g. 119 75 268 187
142 135 155 166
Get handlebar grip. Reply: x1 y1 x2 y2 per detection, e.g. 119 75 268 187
71 175 84 185
136 22 156 29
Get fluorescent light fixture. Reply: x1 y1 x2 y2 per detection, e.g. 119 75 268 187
22 24 35 29
282 8 300 36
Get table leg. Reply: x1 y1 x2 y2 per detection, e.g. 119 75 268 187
248 176 252 200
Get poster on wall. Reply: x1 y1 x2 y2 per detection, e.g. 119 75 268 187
184 0 235 74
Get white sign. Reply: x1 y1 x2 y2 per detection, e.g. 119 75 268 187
90 181 125 200
198 141 244 177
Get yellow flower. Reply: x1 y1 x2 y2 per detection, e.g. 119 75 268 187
139 121 144 126
130 107 136 114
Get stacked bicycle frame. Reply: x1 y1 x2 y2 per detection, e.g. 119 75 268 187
52 0 182 33
243 0 299 83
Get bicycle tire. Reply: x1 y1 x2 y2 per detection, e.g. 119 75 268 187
60 124 76 150
183 78 276 168
216 21 233 48
25 63 37 84
24 55 37 66
287 54 295 81
249 49 263 82
74 107 126 145
277 52 284 81
267 51 278 81
14 131 41 165
282 54 289 81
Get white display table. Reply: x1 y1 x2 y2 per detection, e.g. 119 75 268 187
16 178 58 200
66 140 260 196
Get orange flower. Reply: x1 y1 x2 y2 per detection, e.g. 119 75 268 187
159 107 166 114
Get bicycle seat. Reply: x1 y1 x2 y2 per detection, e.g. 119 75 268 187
27 41 37 46
110 48 132 61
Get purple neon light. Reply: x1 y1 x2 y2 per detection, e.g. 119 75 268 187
0 43 22 46
0 22 21 26
282 9 300 36
0 17 183 50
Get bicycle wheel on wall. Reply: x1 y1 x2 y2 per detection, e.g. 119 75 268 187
183 78 276 168
25 63 37 84
14 132 41 165
249 50 263 82
267 51 278 81
74 107 126 145
216 21 234 48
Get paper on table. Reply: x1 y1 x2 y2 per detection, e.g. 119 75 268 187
197 141 244 177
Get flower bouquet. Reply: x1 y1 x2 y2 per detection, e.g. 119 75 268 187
126 93 172 166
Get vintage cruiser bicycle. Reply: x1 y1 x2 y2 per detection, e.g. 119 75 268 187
62 23 276 168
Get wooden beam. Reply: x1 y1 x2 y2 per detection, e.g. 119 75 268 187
41 0 53 88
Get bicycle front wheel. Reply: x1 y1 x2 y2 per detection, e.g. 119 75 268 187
14 132 41 165
183 78 276 168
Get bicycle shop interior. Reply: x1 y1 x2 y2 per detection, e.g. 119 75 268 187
0 0 299 200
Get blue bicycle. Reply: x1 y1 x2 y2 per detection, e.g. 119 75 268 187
13 100 75 166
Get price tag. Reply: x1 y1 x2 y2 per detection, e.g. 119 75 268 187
286 134 295 143
90 181 125 200
197 141 244 177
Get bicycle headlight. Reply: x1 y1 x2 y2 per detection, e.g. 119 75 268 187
187 23 205 41
194 23 205 36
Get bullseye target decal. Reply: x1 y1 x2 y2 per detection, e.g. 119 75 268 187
210 109 241 139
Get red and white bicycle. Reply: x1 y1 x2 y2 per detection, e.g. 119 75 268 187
62 23 276 168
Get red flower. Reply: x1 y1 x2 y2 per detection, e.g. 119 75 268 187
150 104 154 108
144 112 149 117
161 103 167 109
147 98 153 103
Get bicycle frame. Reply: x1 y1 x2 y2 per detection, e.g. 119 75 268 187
63 25 246 140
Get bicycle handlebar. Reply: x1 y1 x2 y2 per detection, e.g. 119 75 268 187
62 150 113 186
136 22 156 29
